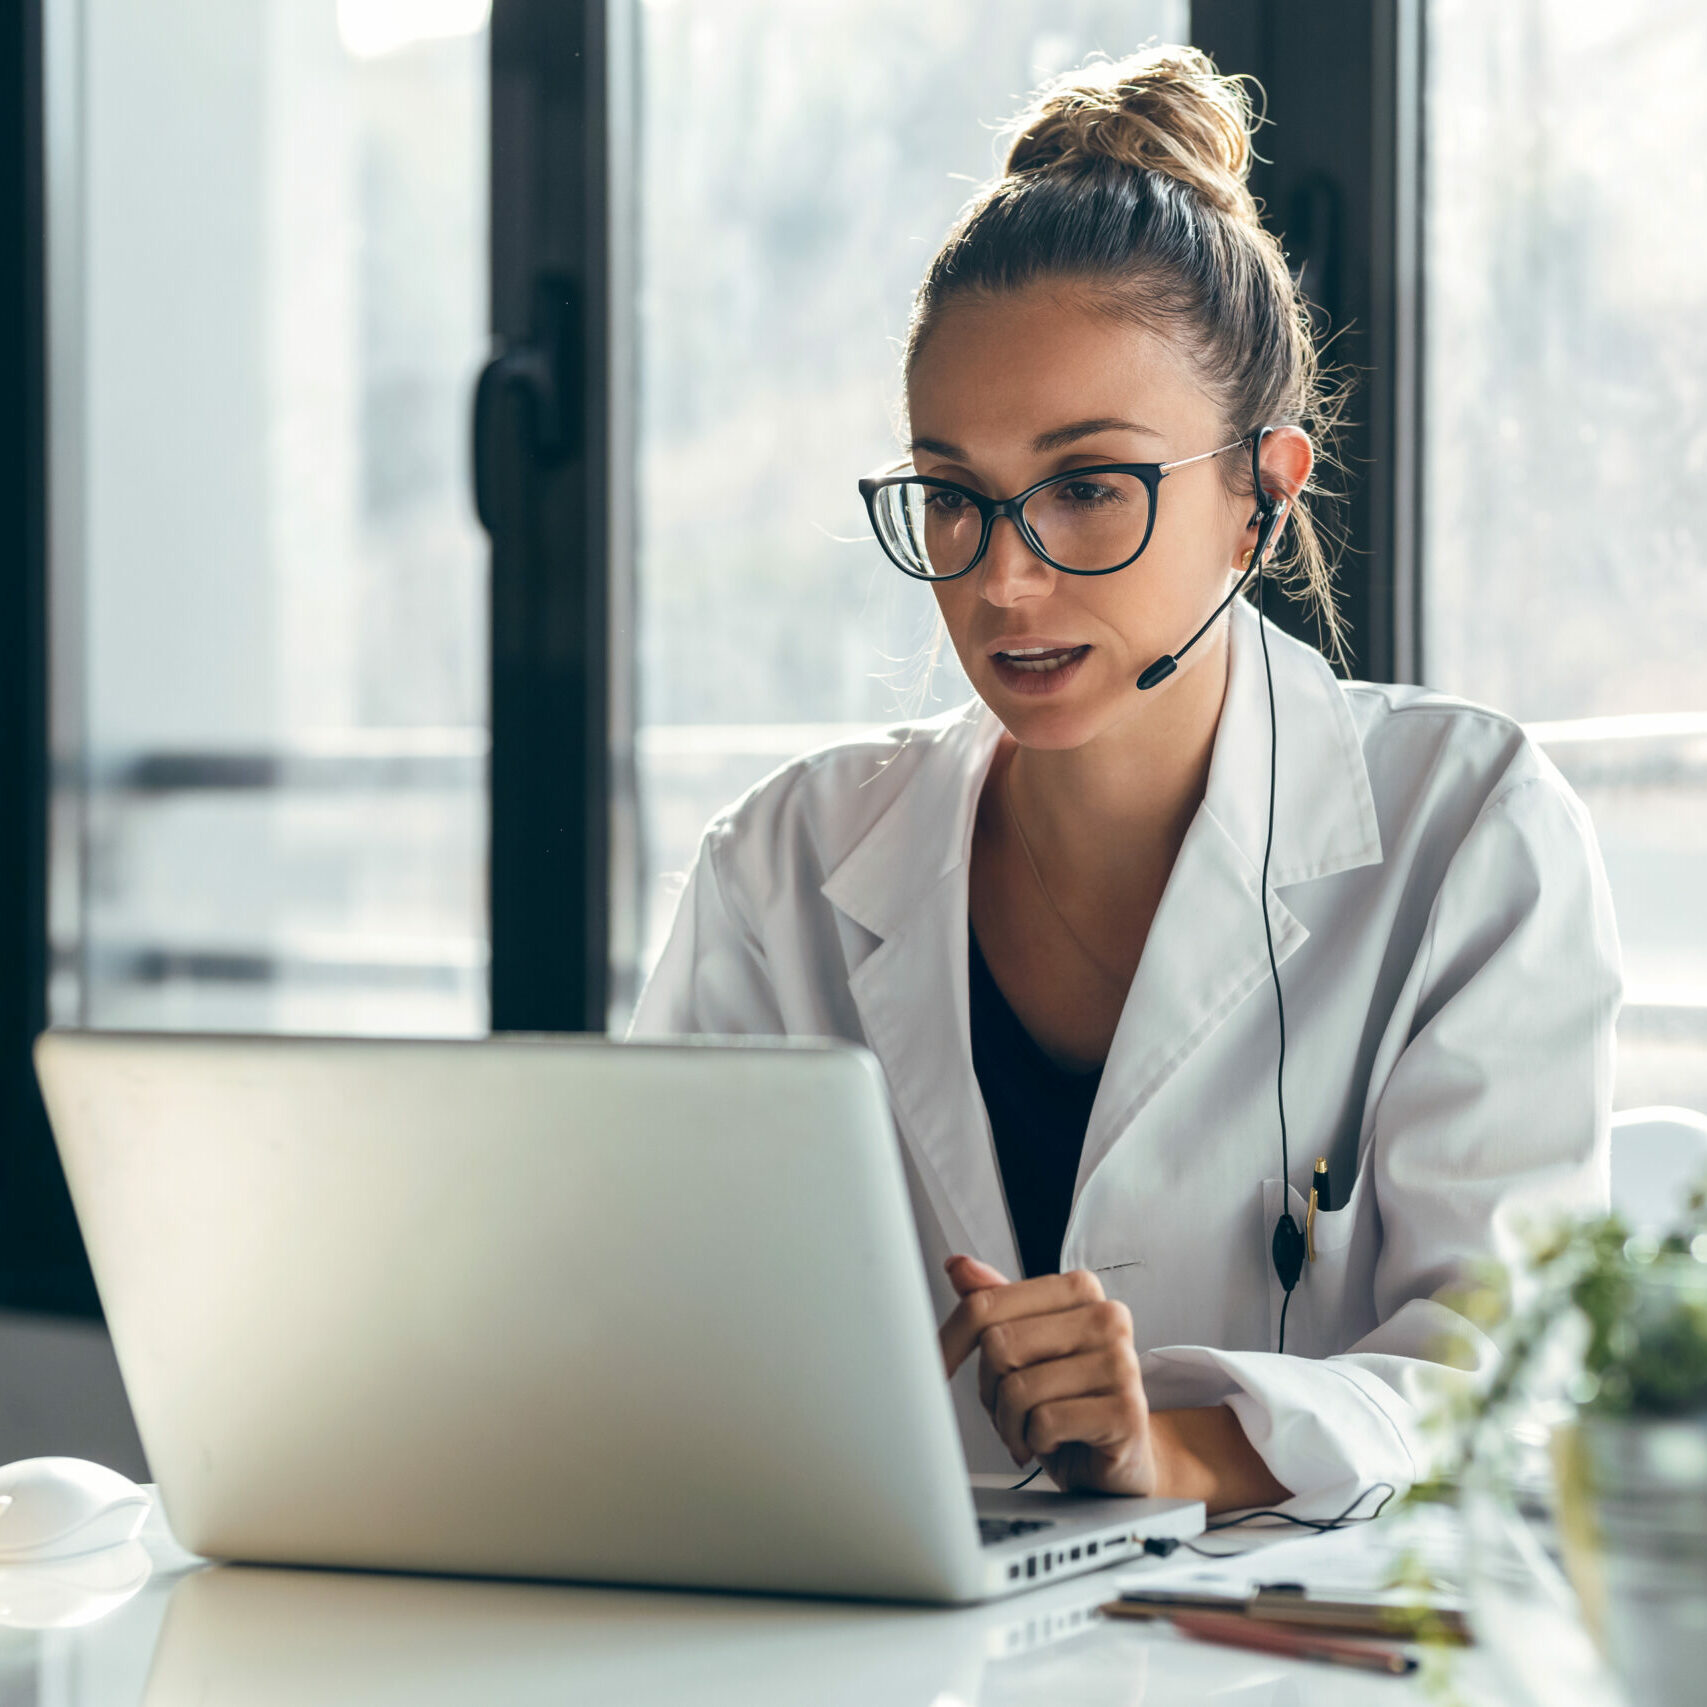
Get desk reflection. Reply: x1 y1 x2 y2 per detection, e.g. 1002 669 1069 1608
0 1542 153 1630
141 1564 1020 1707
133 1558 1391 1706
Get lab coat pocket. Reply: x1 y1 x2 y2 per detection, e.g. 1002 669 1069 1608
1308 1178 1362 1256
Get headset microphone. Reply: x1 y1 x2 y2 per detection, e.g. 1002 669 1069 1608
1131 429 1304 1352
1135 428 1288 694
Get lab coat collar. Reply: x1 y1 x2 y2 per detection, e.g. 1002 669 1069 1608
819 700 998 942
820 601 1382 1272
1206 598 1383 889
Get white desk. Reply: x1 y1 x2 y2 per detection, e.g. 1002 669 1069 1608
0 1501 1543 1706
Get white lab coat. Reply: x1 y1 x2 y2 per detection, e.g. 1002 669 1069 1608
629 600 1621 1514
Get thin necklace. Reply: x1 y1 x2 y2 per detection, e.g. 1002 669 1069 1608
1002 756 1131 993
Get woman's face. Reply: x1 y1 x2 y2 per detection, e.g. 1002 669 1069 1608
906 287 1257 751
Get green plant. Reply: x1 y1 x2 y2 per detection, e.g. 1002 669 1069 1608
1423 1182 1707 1494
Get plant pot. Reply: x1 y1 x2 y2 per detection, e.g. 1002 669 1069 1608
1462 1445 1621 1707
1572 1413 1707 1707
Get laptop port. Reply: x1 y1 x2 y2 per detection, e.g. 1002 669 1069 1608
1025 1556 1037 1579
1008 1563 1020 1580
1087 1541 1099 1557
1070 1546 1081 1561
1043 1554 1053 1572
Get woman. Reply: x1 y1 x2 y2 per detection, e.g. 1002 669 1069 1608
631 46 1620 1516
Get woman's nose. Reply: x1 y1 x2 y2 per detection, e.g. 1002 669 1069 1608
977 514 1056 605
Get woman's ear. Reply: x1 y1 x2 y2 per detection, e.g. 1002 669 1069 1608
1241 425 1313 559
1255 425 1313 509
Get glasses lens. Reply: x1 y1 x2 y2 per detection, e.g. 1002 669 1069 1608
872 480 982 578
1022 472 1152 572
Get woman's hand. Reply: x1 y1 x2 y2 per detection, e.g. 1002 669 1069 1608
938 1253 1294 1512
938 1253 1158 1497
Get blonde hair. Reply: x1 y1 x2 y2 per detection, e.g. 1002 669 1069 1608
907 45 1348 659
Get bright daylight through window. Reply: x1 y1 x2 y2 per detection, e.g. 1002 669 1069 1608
1425 0 1707 1108
55 0 490 1036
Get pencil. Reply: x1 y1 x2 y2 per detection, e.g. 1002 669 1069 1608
1107 1590 1469 1644
1169 1609 1417 1675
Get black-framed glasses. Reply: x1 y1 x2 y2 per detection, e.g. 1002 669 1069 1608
857 439 1249 582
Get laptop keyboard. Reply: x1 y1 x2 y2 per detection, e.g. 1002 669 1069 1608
978 1516 1056 1547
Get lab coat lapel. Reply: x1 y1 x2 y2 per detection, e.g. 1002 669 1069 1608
1077 800 1307 1188
1077 602 1383 1190
821 709 1020 1275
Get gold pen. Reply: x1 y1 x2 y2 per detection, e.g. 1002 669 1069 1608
1306 1157 1331 1262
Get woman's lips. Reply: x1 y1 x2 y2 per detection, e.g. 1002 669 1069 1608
988 644 1092 695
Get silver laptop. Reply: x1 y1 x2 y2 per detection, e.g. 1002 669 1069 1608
34 1030 1203 1602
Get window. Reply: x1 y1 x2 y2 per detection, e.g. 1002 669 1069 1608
51 0 490 1036
1424 0 1707 1108
627 0 1187 1004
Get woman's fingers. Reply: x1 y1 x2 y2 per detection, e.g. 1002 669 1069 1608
935 1263 1152 1490
935 1264 1153 1491
938 1254 1009 1374
944 1253 1008 1296
989 1343 1140 1463
1027 1392 1149 1462
939 1267 1105 1378
975 1294 1133 1410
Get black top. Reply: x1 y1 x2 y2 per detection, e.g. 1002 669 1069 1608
968 926 1104 1279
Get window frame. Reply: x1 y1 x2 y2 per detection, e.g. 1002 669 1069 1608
481 0 638 1034
1193 0 1426 684
3 0 97 1314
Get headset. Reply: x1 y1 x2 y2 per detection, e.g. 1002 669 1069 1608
1000 427 1390 1503
1136 427 1304 1354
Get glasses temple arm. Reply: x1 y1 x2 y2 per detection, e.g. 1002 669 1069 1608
1157 438 1250 474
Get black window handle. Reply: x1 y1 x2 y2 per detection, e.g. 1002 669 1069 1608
471 272 580 539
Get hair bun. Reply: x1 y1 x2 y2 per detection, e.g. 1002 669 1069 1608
1002 45 1258 223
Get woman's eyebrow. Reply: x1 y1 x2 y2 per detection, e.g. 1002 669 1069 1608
906 419 1160 462
1031 417 1161 452
906 435 964 460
